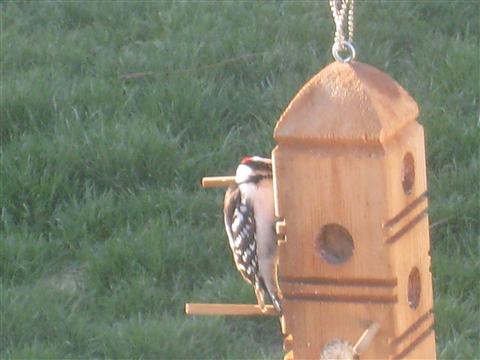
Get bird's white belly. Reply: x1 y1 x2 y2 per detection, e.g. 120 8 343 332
240 179 277 262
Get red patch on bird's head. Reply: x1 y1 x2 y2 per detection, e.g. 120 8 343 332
240 156 254 164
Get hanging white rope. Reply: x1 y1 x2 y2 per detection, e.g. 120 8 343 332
330 0 356 63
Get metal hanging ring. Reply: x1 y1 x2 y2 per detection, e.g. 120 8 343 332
332 40 356 63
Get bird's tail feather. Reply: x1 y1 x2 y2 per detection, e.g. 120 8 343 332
254 277 266 312
258 277 282 315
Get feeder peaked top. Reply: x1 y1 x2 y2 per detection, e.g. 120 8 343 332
274 61 419 145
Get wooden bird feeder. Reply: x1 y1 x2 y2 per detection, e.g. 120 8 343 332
186 61 436 359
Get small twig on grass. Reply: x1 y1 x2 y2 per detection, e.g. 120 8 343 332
119 71 157 80
119 51 269 80
429 217 451 230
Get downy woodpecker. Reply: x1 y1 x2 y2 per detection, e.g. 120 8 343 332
223 156 282 314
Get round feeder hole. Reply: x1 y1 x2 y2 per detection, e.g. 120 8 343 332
402 152 415 195
316 224 354 265
408 267 421 309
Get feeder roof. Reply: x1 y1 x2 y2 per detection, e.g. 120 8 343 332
274 61 419 145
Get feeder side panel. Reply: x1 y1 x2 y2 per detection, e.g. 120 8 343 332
382 123 436 359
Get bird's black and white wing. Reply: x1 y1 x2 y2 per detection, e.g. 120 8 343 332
223 185 259 286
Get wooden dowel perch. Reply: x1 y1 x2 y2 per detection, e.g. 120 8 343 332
353 322 380 354
185 303 277 316
201 176 236 188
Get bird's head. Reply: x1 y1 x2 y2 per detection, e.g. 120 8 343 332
235 156 272 184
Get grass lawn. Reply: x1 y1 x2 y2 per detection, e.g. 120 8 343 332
1 1 479 359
